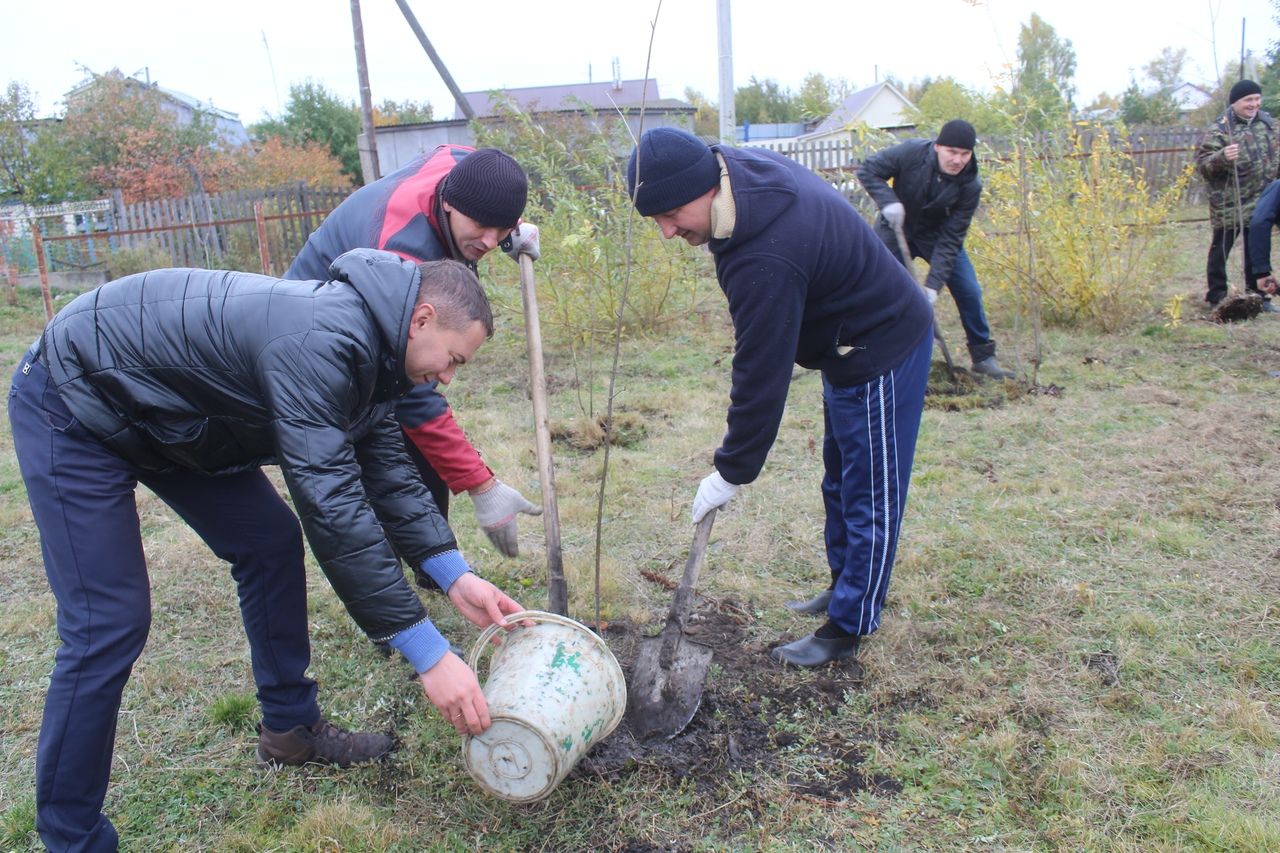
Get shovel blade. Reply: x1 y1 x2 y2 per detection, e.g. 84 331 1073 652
625 628 714 741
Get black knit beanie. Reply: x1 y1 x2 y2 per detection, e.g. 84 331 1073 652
441 148 528 228
1229 79 1262 104
626 127 720 217
936 119 977 150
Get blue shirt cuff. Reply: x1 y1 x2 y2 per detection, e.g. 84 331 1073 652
421 550 470 591
387 620 450 674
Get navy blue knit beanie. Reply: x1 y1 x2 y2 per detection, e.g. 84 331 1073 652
1229 79 1262 104
441 148 528 228
936 119 977 150
627 128 720 216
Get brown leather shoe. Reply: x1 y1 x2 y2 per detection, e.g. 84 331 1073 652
256 719 394 768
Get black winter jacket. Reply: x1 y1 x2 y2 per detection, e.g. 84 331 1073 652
857 138 981 293
708 145 933 485
38 249 454 639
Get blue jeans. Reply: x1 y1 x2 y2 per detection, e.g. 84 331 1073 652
944 249 997 363
821 331 931 636
9 354 319 852
880 226 997 363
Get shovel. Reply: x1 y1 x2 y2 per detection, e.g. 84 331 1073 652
517 253 568 615
891 221 957 380
625 509 717 741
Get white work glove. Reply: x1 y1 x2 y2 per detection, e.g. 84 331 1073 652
501 221 540 261
692 470 739 523
470 480 542 557
923 287 939 306
881 202 906 229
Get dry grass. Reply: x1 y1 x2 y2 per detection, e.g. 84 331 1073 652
1 221 1279 850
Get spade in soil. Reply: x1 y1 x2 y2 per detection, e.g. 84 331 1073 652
625 509 717 741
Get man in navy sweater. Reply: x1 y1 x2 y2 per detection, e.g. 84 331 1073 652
627 128 934 667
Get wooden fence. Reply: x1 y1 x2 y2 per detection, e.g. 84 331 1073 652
107 183 349 272
1 183 349 283
750 125 1206 207
1 125 1216 314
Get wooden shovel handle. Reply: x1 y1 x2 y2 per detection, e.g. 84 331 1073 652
666 509 716 628
518 253 568 614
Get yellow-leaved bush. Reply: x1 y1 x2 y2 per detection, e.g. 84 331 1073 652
971 122 1191 332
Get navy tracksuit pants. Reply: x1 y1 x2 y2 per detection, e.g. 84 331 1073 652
821 330 931 636
8 354 321 852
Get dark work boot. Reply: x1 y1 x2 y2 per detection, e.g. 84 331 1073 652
770 621 860 668
784 587 834 615
971 356 1015 380
256 719 394 768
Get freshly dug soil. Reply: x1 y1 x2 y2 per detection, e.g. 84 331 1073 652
570 600 899 802
1210 291 1265 323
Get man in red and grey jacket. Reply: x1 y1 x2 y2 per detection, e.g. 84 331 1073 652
287 145 542 566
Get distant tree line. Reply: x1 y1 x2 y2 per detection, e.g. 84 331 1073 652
0 71 434 206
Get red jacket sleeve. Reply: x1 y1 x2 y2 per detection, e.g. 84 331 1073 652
401 405 494 494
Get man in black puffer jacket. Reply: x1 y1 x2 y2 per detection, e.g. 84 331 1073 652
288 145 542 560
8 250 524 852
858 119 1015 379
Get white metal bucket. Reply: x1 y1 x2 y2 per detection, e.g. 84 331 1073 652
463 610 626 803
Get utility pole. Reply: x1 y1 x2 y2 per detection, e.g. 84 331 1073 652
350 0 380 182
717 0 735 144
393 0 476 121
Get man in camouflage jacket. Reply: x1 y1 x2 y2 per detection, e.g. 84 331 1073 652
1195 79 1279 308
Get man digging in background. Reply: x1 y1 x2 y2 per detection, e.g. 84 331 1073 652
627 128 934 668
857 118 1016 379
288 144 543 562
8 253 524 851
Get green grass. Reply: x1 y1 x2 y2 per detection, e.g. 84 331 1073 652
1 222 1279 850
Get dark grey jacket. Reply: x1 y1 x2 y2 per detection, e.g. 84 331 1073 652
38 248 454 639
857 138 981 293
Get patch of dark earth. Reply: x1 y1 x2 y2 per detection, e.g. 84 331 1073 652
924 363 1058 411
569 600 903 802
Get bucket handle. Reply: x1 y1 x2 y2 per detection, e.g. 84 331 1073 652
465 609 611 672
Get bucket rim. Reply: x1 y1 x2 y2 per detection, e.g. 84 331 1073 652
462 713 561 803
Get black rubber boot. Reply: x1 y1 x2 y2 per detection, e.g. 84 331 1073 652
784 588 833 615
971 356 1015 379
770 634 859 667
770 621 860 668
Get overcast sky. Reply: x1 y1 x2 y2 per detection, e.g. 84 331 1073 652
3 0 1277 125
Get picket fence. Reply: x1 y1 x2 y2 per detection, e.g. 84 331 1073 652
752 125 1206 208
2 125 1214 307
107 183 350 273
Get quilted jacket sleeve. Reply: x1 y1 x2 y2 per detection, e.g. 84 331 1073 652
856 144 907 211
353 411 459 564
259 332 431 640
922 181 980 293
